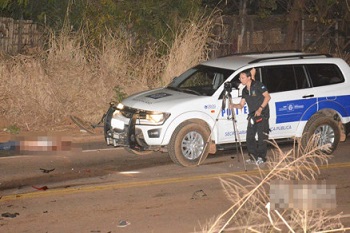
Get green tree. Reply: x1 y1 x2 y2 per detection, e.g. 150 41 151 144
0 0 204 51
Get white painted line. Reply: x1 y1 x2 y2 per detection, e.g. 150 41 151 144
0 155 37 159
119 171 141 174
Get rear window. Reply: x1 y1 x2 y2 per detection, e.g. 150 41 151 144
306 64 344 87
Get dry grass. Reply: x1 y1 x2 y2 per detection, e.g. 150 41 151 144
162 12 217 85
0 13 217 130
204 137 350 233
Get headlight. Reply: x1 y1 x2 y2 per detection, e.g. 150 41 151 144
140 112 170 125
146 113 165 123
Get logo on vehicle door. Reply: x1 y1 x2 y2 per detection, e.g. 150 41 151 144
288 104 294 111
204 104 216 109
278 103 305 112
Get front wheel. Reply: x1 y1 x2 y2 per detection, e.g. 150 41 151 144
301 115 340 154
168 121 210 167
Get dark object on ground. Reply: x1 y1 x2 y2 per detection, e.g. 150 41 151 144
40 168 55 173
117 220 130 227
191 189 207 199
32 185 48 191
1 212 19 218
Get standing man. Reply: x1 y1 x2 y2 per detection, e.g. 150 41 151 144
231 68 271 165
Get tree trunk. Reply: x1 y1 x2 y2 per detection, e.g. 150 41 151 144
238 0 248 52
285 0 305 50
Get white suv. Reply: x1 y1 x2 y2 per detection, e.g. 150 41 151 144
104 52 350 166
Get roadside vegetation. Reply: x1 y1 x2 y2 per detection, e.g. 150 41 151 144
0 12 216 130
1 0 350 131
203 138 350 232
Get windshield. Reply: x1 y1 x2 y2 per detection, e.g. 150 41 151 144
167 65 234 96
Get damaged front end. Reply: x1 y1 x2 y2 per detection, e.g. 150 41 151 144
104 102 170 152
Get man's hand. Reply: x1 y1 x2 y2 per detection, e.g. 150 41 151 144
255 107 262 116
230 103 240 109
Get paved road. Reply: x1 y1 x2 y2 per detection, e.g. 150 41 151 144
0 138 350 232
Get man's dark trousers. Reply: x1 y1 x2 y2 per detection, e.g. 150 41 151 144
246 117 269 161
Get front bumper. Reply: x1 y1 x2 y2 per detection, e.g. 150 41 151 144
104 104 162 151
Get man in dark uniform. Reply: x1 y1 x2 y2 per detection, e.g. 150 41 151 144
231 68 271 165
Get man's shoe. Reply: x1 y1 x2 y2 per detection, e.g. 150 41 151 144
256 157 265 165
245 158 255 164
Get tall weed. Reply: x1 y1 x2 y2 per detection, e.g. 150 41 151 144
0 13 217 130
204 138 349 232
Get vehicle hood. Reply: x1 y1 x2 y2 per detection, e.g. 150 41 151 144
122 88 202 112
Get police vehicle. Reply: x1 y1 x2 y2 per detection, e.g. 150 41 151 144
104 52 350 166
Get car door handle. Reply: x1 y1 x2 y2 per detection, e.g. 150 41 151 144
302 94 314 98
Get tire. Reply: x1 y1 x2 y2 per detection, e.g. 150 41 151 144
168 121 210 167
124 147 153 155
301 115 340 154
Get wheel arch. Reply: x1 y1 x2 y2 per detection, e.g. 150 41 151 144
300 113 341 154
298 107 346 141
161 112 216 146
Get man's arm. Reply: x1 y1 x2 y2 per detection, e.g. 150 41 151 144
231 98 246 109
255 91 271 116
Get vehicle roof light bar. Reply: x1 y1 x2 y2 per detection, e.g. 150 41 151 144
248 53 333 64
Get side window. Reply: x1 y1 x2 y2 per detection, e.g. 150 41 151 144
294 65 310 89
230 68 262 86
306 64 345 87
229 68 261 97
261 65 309 93
261 66 295 93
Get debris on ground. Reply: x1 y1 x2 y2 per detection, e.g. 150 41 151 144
117 220 130 227
1 212 19 218
191 189 207 200
32 185 49 191
40 168 55 173
70 115 96 134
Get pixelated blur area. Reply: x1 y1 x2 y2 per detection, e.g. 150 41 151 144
270 180 336 211
0 136 76 154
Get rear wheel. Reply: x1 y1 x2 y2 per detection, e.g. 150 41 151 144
168 121 210 167
301 115 340 154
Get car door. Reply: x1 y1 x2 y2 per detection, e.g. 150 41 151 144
260 64 316 139
216 73 249 144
